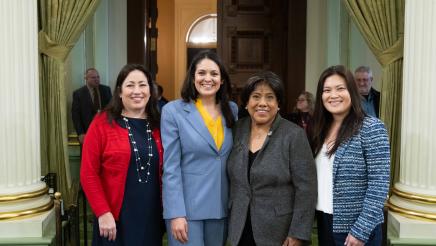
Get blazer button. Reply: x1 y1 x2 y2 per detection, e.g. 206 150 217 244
216 156 220 160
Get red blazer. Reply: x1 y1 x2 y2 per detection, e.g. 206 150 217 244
80 112 163 220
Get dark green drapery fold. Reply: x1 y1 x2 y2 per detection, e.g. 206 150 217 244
342 0 405 187
38 0 100 205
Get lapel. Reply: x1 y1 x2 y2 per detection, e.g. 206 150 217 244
238 117 251 153
183 101 219 154
244 115 282 167
332 138 351 182
98 85 109 104
221 118 232 154
236 117 251 186
238 115 281 185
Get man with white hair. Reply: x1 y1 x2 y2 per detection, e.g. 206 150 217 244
354 66 380 118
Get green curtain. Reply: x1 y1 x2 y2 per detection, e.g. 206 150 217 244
38 0 100 206
342 0 405 188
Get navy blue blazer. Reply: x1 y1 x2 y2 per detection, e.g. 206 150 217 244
331 116 390 242
161 99 238 220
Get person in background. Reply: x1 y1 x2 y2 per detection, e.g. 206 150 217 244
312 65 390 246
286 91 315 139
161 50 237 246
80 64 164 245
157 84 169 111
354 66 380 118
227 71 317 246
72 68 112 144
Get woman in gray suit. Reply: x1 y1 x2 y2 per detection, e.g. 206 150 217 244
227 71 317 246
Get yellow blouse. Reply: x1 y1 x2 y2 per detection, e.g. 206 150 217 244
195 99 224 150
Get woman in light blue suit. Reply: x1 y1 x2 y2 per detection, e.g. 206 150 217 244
161 50 237 246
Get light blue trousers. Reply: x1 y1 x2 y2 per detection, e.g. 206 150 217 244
165 218 227 246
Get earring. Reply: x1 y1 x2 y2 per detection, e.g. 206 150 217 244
245 106 248 110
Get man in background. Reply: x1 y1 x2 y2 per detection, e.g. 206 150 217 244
72 68 112 144
157 84 168 111
354 66 380 118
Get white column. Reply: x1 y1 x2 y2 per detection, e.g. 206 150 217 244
0 0 54 238
388 0 436 240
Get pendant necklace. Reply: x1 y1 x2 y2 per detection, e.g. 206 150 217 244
123 117 153 183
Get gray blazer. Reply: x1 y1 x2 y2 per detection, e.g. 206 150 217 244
227 115 317 245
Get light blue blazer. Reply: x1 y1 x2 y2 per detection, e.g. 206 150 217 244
161 99 238 220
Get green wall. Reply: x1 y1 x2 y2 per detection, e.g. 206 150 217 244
65 0 383 133
66 0 127 134
305 0 382 94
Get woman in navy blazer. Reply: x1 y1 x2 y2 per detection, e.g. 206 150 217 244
312 65 390 246
161 50 237 246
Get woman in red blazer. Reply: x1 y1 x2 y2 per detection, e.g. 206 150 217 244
80 64 164 245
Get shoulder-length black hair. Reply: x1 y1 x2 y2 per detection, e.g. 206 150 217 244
240 71 284 109
105 64 160 129
312 65 365 157
181 50 235 128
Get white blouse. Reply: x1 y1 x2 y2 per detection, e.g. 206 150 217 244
315 144 334 214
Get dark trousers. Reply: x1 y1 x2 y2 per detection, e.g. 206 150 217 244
238 209 256 246
316 210 382 246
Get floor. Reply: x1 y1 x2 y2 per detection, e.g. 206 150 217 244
78 202 319 246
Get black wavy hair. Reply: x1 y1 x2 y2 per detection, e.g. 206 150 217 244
181 50 235 128
312 65 365 157
240 71 284 110
105 64 160 129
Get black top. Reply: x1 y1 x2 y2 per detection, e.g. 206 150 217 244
238 150 259 246
248 150 259 184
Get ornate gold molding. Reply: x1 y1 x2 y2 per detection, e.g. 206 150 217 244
68 133 80 146
0 186 49 202
392 187 436 204
68 141 80 146
0 199 54 220
387 200 436 221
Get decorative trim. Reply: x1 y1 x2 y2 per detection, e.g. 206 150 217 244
392 187 436 204
387 200 436 221
0 186 49 203
0 199 54 220
68 134 80 146
229 29 270 71
185 13 217 43
228 0 270 14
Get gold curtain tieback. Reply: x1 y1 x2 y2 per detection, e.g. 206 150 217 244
38 31 74 62
376 36 404 67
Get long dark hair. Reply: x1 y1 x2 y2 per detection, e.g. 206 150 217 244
181 50 235 128
312 65 365 156
105 64 160 129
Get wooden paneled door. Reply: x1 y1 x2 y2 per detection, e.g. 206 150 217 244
217 0 307 113
127 0 158 80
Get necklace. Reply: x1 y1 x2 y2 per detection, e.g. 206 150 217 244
123 117 153 183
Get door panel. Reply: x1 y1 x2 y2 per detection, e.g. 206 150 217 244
218 0 306 112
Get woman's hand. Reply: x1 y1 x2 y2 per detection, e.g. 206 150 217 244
282 237 302 246
344 234 364 246
171 217 188 243
98 212 117 241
